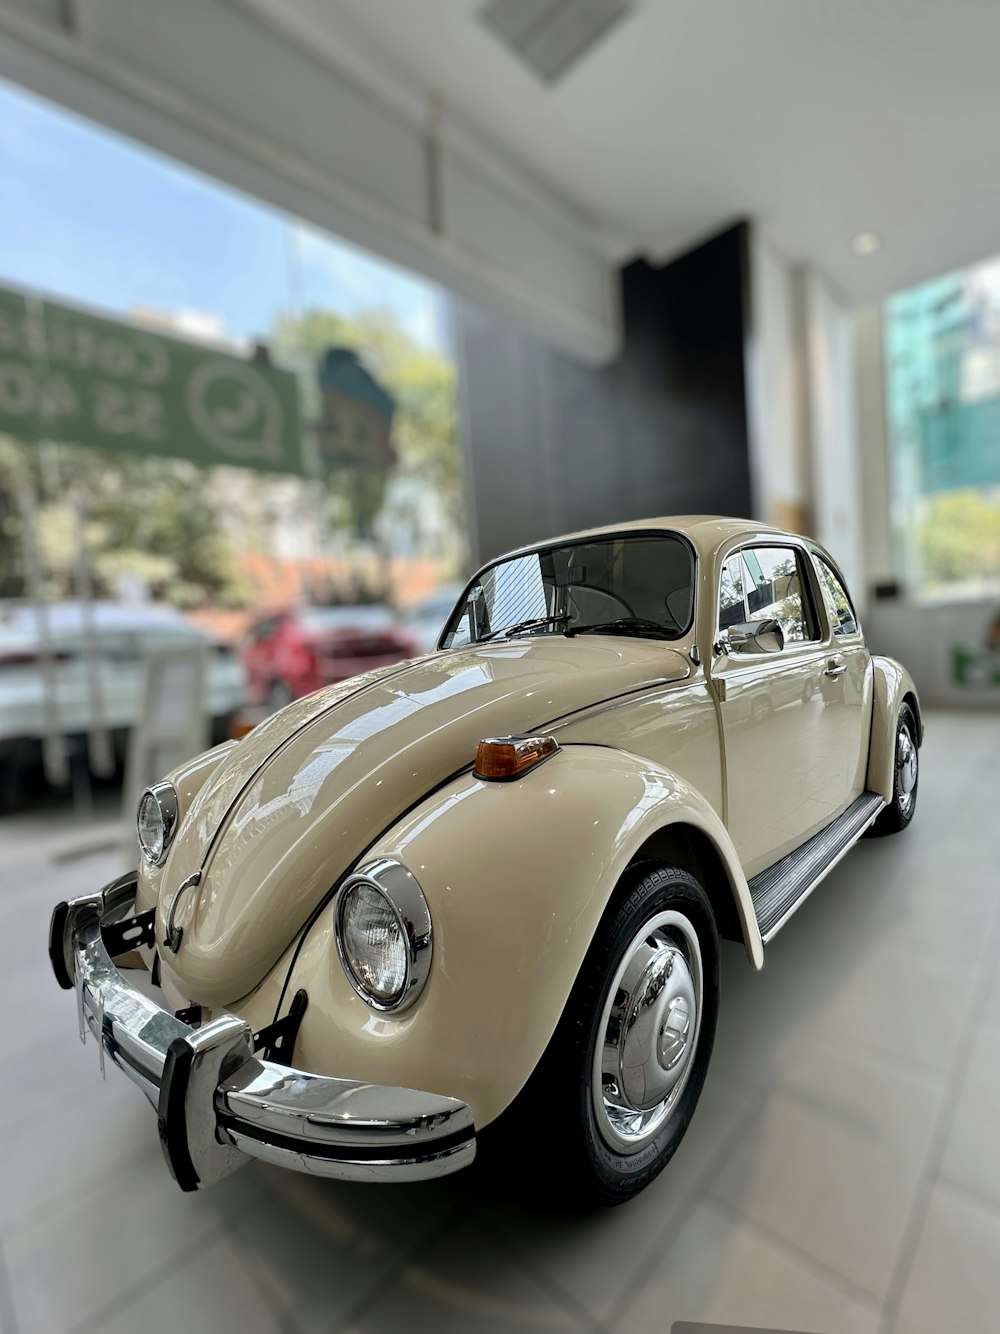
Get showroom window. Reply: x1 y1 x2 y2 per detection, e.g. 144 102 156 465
0 74 465 614
885 255 1000 599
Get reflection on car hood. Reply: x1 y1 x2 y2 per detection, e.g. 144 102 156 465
158 636 690 1005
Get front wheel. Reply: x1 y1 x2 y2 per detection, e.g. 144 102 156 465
870 703 919 836
504 862 720 1207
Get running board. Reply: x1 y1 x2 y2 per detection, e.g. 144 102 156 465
749 792 885 942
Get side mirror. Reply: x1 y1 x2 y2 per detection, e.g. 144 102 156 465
727 619 784 655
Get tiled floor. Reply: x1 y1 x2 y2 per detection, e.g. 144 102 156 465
1 709 998 1334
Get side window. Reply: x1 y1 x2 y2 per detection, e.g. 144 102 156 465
814 557 859 637
741 546 818 644
718 555 747 630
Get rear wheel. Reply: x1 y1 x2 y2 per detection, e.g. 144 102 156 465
871 703 919 836
497 861 720 1207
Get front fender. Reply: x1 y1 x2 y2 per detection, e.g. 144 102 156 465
281 743 757 1128
867 656 922 802
135 740 238 915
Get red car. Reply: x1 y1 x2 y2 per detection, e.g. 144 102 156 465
240 605 420 709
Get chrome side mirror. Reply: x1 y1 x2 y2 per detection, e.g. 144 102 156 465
728 619 784 655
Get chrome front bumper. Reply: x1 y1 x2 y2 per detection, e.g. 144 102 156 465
48 872 476 1191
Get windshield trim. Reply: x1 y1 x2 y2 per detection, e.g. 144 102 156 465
439 529 698 649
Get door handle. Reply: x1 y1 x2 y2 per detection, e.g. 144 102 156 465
824 659 847 679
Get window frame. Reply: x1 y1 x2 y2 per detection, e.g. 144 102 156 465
439 529 699 650
809 550 863 642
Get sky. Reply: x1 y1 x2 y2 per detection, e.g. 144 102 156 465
0 77 449 354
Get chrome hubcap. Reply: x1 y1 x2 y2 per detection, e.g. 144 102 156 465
592 909 702 1151
897 725 917 813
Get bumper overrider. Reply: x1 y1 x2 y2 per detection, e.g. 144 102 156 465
48 871 476 1191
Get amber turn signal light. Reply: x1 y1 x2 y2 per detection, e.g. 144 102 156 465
474 734 560 781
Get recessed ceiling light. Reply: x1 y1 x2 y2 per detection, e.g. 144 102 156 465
851 230 882 257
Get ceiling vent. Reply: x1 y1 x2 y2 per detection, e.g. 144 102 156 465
479 0 632 84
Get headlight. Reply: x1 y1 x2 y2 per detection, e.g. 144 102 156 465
335 859 432 1012
136 782 179 866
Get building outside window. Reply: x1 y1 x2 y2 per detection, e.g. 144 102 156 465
885 256 1000 602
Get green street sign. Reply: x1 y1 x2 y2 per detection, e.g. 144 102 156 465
0 282 304 475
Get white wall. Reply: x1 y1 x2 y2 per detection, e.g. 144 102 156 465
745 234 809 530
0 0 620 364
853 305 894 593
747 232 863 599
803 270 863 600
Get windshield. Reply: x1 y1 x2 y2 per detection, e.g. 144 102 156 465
441 534 695 648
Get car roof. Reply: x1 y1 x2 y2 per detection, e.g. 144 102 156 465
495 515 804 565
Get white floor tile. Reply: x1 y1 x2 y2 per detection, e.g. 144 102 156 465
894 1183 1000 1334
795 934 976 1079
478 1072 758 1323
95 1235 287 1334
709 1039 943 1300
940 1022 1000 1209
345 1219 587 1333
229 1165 475 1333
4 1159 262 1334
616 1198 878 1334
0 1072 161 1232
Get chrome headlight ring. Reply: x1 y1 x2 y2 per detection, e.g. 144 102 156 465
334 858 433 1013
136 782 179 867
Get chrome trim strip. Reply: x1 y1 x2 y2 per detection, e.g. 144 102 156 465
220 1128 475 1182
750 792 884 943
137 782 179 866
218 1060 474 1149
52 877 476 1189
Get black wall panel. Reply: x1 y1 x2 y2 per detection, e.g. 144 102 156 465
457 221 754 564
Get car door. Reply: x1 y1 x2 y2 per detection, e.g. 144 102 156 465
711 541 858 877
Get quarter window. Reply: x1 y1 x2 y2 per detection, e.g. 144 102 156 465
814 557 858 637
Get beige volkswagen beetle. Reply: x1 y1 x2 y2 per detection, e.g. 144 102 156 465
50 517 921 1205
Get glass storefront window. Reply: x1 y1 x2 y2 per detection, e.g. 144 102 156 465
885 257 1000 599
0 75 466 612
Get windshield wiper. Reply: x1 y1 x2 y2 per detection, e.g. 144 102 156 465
480 614 570 643
573 617 676 640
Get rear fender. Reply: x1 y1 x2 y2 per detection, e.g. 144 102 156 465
282 743 758 1128
867 656 922 802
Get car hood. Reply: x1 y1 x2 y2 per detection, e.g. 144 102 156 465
158 636 691 1005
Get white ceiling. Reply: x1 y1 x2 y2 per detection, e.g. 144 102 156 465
301 0 1000 305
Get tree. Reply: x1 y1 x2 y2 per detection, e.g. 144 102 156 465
918 489 1000 588
0 434 245 606
270 308 464 546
